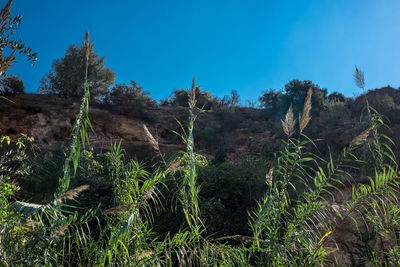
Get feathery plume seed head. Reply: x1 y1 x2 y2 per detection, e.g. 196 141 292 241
265 168 273 186
82 30 94 62
143 187 154 200
103 203 138 216
349 126 373 150
354 66 365 90
281 104 296 137
165 155 185 174
132 251 154 261
85 30 89 44
143 124 160 152
299 88 312 133
25 216 37 230
55 185 90 204
188 76 197 112
51 223 70 239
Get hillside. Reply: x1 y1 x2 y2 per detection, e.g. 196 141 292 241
1 87 400 162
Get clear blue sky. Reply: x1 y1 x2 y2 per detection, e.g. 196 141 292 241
8 0 400 103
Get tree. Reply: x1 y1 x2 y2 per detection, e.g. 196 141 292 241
1 74 24 94
110 81 155 106
0 0 37 76
284 80 327 116
38 44 115 98
259 89 286 115
260 80 328 117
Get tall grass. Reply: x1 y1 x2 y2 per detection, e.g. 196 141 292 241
174 77 202 234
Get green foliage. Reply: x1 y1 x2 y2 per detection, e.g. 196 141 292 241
38 44 115 98
0 135 34 265
57 83 92 195
258 88 286 116
194 126 217 144
174 108 203 233
285 80 327 115
359 88 400 123
198 158 268 236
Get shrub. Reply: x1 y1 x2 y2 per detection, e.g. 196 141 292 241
109 81 156 107
1 75 25 94
162 86 216 110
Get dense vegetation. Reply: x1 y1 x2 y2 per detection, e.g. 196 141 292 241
2 1 400 266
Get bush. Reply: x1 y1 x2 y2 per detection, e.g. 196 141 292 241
109 81 156 107
162 86 216 110
1 75 25 94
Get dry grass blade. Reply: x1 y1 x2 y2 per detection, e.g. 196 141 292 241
281 104 296 137
0 49 15 75
51 223 70 239
55 185 90 203
143 124 160 152
188 76 197 111
299 88 312 133
103 203 139 215
265 168 273 186
349 126 373 150
354 66 365 89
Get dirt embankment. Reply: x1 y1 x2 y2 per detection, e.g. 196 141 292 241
2 87 400 163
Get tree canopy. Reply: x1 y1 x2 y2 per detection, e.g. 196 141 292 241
38 44 115 98
260 80 329 117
